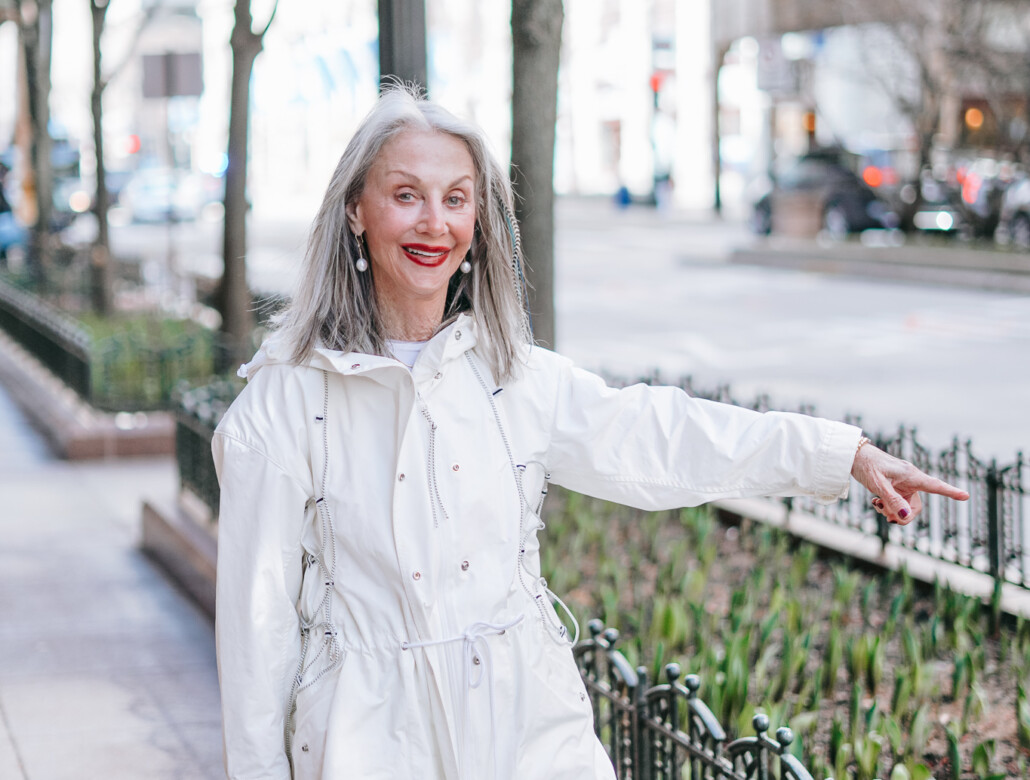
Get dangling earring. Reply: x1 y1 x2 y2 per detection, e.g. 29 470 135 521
460 257 472 274
355 233 368 272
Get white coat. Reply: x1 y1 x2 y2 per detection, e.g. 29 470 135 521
212 313 861 780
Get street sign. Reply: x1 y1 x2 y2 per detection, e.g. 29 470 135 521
143 52 203 99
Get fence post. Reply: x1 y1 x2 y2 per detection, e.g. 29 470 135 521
987 460 1003 583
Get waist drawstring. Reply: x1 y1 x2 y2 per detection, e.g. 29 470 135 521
401 614 525 779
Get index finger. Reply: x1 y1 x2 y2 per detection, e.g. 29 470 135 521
914 473 969 501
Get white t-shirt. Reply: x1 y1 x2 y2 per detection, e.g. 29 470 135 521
387 339 428 370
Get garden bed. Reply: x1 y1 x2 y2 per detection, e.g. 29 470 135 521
541 488 1030 779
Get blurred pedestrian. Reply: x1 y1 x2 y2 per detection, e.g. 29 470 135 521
212 84 967 780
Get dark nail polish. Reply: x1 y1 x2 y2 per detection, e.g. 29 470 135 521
899 508 910 519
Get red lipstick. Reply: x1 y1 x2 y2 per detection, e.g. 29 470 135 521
402 244 451 267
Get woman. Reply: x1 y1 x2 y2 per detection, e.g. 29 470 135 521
212 85 967 780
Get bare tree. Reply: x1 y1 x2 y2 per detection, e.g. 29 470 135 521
88 1 159 315
216 0 277 370
511 0 563 349
839 0 1029 226
947 1 1030 158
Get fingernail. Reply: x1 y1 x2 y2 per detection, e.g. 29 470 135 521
899 508 909 519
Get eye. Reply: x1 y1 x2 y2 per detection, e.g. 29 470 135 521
396 191 416 202
447 194 467 207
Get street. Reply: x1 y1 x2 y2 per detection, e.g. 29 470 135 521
555 200 1030 462
109 198 1030 461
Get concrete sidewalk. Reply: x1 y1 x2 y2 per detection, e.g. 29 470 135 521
0 384 223 779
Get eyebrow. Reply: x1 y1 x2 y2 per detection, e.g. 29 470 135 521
384 171 474 189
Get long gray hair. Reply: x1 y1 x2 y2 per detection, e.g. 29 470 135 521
273 84 531 382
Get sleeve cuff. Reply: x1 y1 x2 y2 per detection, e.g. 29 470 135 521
811 420 863 503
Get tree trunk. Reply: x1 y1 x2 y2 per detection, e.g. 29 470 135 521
90 0 114 315
216 0 271 371
511 0 563 349
19 0 55 288
711 44 730 216
378 0 427 91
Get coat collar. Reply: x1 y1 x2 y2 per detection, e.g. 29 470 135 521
238 314 479 383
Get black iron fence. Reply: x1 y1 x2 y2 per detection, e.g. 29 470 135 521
0 278 218 411
795 426 1028 588
576 619 814 780
0 278 91 398
175 379 241 516
619 371 1027 593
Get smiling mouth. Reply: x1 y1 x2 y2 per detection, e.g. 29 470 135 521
402 244 451 267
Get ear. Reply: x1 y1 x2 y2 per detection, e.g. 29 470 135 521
345 200 364 236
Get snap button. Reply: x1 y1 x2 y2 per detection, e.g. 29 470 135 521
350 363 360 369
452 463 460 472
301 744 309 752
412 571 421 581
472 655 481 665
461 560 469 571
398 473 405 482
454 330 462 341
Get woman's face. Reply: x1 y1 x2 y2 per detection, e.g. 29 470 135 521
348 129 477 323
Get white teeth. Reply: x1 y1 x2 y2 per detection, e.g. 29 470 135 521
406 247 446 258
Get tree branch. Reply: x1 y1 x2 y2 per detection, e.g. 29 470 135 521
258 0 278 39
102 3 163 86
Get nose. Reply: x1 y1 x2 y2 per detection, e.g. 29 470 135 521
418 201 446 236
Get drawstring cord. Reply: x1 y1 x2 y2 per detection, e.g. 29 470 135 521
401 614 525 779
285 371 344 766
466 352 577 648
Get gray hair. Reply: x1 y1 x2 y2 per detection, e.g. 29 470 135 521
273 83 531 382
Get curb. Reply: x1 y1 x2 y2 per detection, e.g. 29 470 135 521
142 495 217 620
0 330 174 458
731 242 1030 294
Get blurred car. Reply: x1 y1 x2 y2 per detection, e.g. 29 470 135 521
749 149 897 238
117 168 224 224
909 171 965 235
0 211 27 264
954 157 1010 238
997 173 1030 248
52 177 94 229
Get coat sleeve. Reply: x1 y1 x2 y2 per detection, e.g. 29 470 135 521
213 430 310 780
544 360 862 511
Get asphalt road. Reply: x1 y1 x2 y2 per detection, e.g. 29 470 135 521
109 199 1030 462
555 201 1029 462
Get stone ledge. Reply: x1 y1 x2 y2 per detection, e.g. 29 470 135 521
714 496 1030 619
0 330 174 459
142 496 217 620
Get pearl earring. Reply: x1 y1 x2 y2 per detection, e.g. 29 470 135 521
355 234 368 272
460 259 472 274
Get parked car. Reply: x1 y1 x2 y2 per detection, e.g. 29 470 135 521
117 167 224 224
749 149 897 238
995 171 1030 249
954 157 1011 239
909 170 966 235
